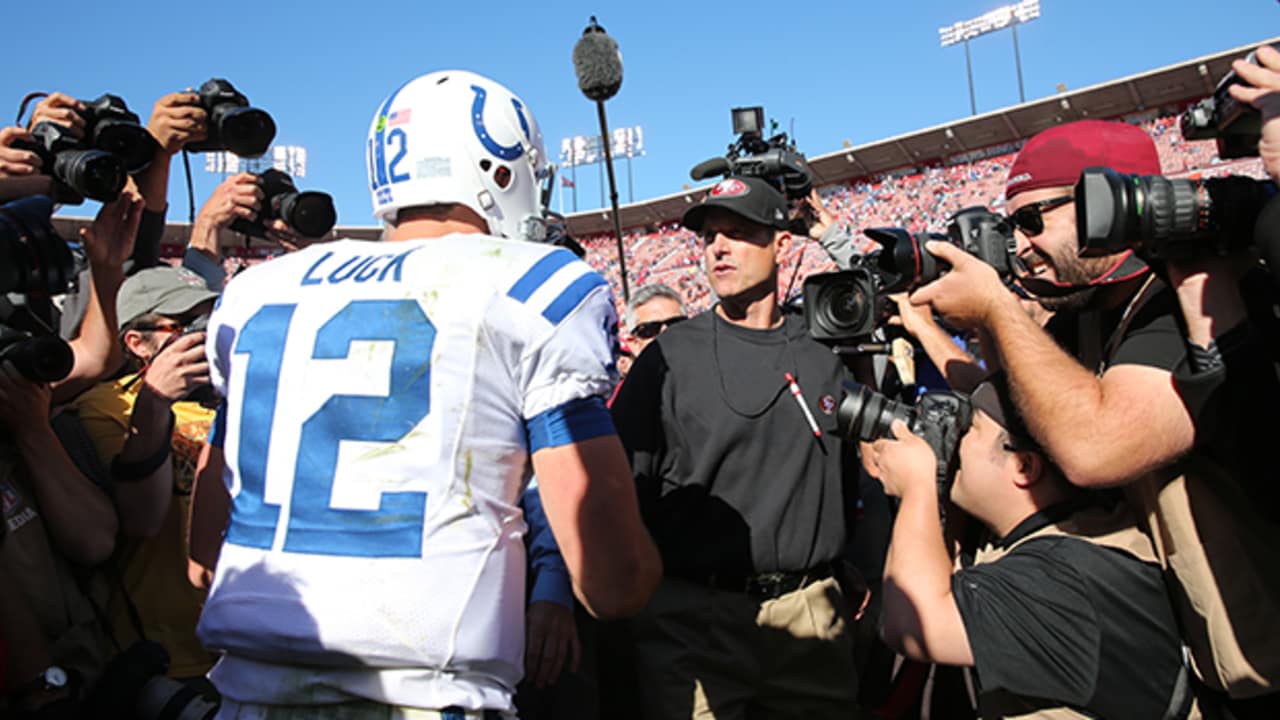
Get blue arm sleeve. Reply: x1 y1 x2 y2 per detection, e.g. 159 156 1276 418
521 481 574 608
525 395 616 453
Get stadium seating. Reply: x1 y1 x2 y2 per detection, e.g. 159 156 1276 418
580 112 1261 317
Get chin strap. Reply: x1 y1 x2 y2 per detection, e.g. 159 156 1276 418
1016 249 1151 298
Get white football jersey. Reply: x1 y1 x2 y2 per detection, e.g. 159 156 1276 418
197 235 618 711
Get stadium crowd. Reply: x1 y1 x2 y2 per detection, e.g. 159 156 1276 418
2 40 1279 720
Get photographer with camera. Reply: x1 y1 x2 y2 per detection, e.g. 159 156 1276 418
182 172 303 292
0 193 150 716
863 375 1191 718
910 119 1280 713
23 90 210 340
611 176 860 719
1160 44 1280 515
69 266 221 691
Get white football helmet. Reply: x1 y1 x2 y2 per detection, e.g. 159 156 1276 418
366 70 549 241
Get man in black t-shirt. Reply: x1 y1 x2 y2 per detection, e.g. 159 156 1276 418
910 120 1280 712
611 176 859 719
864 376 1190 719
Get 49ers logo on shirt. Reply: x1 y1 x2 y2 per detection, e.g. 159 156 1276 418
711 178 749 197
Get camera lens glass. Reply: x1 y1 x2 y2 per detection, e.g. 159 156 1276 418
278 191 337 238
219 107 276 157
55 149 126 202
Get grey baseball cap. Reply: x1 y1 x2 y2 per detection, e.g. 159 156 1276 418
682 176 791 232
117 266 219 327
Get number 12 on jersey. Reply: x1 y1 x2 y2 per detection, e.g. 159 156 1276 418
226 299 436 558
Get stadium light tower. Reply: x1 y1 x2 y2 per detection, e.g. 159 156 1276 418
940 0 1041 115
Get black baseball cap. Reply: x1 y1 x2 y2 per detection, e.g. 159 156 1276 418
682 176 790 232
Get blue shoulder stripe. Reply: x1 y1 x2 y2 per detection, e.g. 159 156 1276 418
543 272 607 324
507 249 578 302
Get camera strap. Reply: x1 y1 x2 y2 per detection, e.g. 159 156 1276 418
1100 274 1161 372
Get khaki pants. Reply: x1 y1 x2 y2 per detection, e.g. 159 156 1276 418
631 576 858 720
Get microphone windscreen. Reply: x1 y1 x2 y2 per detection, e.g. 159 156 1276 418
573 30 623 102
690 157 731 181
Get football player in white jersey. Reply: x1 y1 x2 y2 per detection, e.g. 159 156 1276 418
190 70 661 718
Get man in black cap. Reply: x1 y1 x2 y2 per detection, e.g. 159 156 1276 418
610 176 859 719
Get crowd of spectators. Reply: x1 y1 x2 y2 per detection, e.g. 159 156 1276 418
573 111 1260 315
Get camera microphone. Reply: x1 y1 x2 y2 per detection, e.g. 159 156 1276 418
690 157 731 181
573 17 623 102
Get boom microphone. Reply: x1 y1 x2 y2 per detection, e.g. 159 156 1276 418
690 157 732 181
573 17 623 102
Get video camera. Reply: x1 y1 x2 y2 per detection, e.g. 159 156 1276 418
1075 167 1276 261
804 207 1016 343
689 106 814 204
183 78 276 158
227 168 336 240
1181 44 1277 160
0 195 76 382
836 381 973 514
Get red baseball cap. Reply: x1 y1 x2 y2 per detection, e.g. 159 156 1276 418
1005 120 1161 200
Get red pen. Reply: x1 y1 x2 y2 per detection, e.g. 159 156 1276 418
785 372 823 438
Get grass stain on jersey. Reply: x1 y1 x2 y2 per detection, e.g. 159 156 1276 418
461 449 475 511
357 442 407 461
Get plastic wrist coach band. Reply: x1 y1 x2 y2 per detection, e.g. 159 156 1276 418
111 412 175 482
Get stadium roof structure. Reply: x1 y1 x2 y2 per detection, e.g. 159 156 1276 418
561 36 1279 237
47 36 1280 245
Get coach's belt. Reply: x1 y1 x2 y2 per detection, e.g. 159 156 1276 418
689 563 833 601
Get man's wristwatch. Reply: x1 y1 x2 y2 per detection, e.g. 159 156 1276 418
15 665 69 699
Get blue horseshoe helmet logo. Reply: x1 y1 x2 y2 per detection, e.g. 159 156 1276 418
471 85 531 161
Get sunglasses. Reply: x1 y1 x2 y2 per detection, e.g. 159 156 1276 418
632 316 686 339
1008 195 1074 237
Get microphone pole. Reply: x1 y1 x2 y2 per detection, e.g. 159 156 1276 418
596 100 629 302
573 17 631 302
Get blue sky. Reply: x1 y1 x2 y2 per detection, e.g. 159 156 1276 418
8 0 1276 225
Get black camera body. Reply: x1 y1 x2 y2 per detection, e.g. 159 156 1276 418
175 315 220 409
690 105 814 203
803 207 1016 344
184 78 276 158
1075 166 1276 259
15 121 127 204
868 207 1015 294
837 381 974 509
0 195 76 382
227 168 336 240
1180 44 1276 160
79 93 160 174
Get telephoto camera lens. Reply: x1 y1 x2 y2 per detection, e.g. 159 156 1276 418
54 148 127 202
1076 166 1276 258
186 79 277 158
276 191 336 238
0 332 75 383
865 227 948 293
81 93 159 173
834 381 915 443
216 106 275 157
